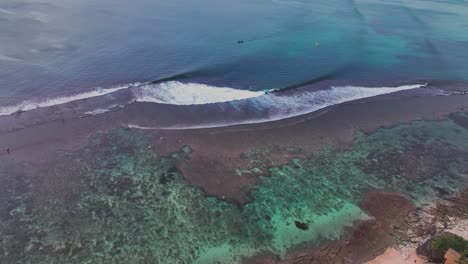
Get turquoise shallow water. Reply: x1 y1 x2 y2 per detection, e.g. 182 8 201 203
0 0 468 103
1 115 468 263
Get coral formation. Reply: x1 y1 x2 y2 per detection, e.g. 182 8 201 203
1 117 468 263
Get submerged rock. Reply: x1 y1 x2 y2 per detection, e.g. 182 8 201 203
294 221 309 230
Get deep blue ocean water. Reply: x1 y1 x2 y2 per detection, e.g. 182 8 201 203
1 0 468 105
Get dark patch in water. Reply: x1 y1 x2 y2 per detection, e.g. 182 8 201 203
294 221 309 230
360 143 467 182
159 167 178 184
434 187 449 196
450 112 468 129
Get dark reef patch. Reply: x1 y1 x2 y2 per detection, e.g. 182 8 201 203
294 221 309 231
451 112 468 129
362 143 465 180
159 167 178 184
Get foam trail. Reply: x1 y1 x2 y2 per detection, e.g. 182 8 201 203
82 104 127 117
245 84 427 125
134 81 265 105
0 83 140 116
263 84 425 119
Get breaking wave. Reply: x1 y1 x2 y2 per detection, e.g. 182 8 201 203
0 80 426 127
133 81 266 105
0 81 265 116
262 84 426 119
0 83 140 116
129 83 427 129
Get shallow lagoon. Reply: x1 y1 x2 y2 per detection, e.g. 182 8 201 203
1 114 467 263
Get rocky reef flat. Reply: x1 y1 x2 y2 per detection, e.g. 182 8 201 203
1 91 468 263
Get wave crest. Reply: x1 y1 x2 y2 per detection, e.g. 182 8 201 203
129 83 427 129
0 80 426 124
133 81 265 105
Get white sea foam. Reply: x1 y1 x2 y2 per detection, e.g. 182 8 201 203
262 83 425 119
134 81 265 105
128 83 426 129
251 83 426 124
0 83 140 116
82 104 126 117
0 80 425 124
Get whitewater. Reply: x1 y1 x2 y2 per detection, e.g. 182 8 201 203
129 82 426 129
0 81 426 128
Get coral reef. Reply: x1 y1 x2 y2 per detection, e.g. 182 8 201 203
1 117 468 263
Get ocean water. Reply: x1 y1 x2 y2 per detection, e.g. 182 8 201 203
1 0 468 108
2 2 468 263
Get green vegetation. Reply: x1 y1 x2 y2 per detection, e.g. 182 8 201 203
431 234 468 263
433 235 467 254
1 118 468 263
